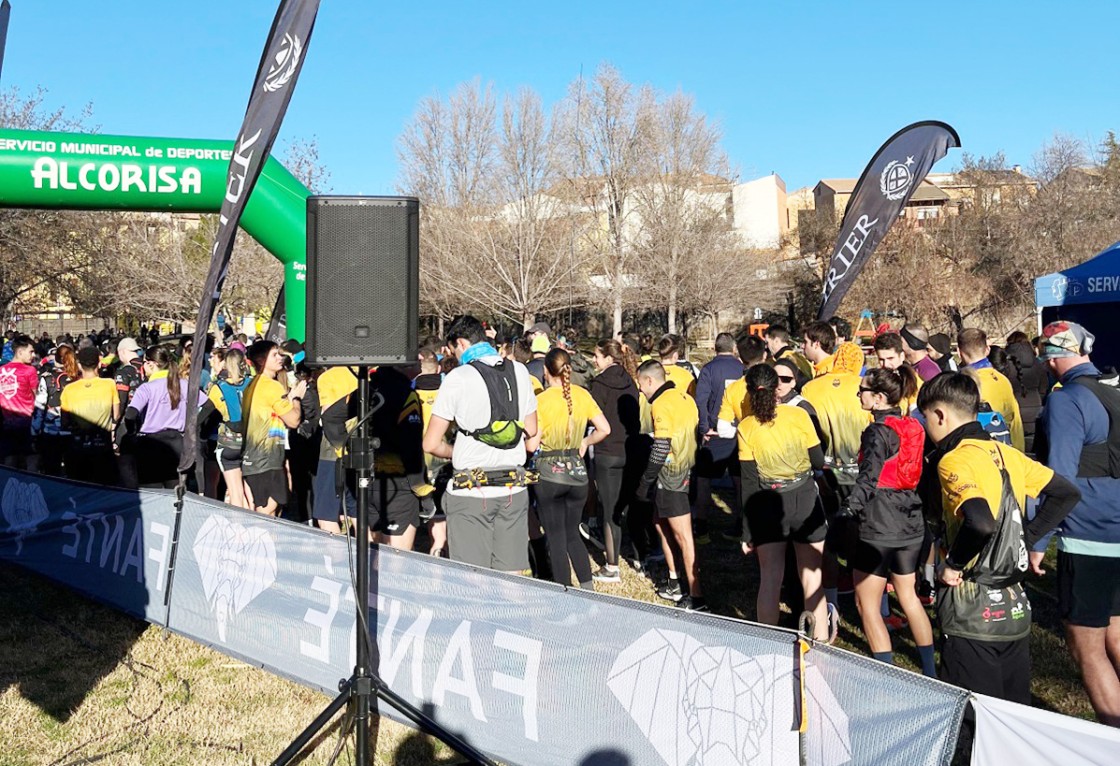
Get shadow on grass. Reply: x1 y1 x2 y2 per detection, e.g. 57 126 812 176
0 561 146 722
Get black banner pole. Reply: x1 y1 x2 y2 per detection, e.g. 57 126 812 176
0 1 12 85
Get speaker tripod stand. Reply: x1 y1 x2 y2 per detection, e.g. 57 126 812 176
272 366 497 766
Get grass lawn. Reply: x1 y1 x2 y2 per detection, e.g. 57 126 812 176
0 487 1095 764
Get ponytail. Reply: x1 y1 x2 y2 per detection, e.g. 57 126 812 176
546 348 575 441
149 345 182 410
1009 354 1025 398
746 364 779 425
863 366 917 407
598 338 640 382
896 364 918 403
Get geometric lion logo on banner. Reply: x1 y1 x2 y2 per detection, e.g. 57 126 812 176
192 515 277 641
608 628 851 766
1 476 50 555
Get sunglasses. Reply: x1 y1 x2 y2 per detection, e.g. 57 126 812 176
777 375 796 384
858 387 876 396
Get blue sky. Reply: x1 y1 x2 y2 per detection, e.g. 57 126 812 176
6 1 1118 195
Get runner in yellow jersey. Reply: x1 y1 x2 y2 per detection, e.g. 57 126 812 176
658 333 698 397
801 320 872 611
737 364 829 641
636 360 705 611
957 328 1025 451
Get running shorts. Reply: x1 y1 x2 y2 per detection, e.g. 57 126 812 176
745 479 827 546
244 468 289 511
939 634 1030 704
215 445 243 473
372 476 421 536
1058 551 1120 628
444 489 529 571
850 538 923 578
654 487 691 519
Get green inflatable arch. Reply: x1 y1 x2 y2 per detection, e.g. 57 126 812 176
0 128 310 338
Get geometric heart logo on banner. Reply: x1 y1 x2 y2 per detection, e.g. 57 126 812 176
1 476 50 555
192 514 277 641
608 628 851 766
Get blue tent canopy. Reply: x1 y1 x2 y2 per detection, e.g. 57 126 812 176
1035 241 1120 373
1035 240 1120 308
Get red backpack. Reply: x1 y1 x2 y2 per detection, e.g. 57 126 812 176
877 415 924 491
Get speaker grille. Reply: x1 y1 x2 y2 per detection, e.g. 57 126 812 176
306 197 419 365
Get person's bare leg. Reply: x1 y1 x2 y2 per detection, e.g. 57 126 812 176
892 572 934 647
254 497 279 517
795 541 829 642
1106 616 1120 679
654 519 677 577
755 543 787 626
1067 622 1120 727
667 514 701 597
222 468 248 508
855 570 890 653
385 525 417 551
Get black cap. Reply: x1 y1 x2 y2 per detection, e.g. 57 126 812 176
928 333 952 356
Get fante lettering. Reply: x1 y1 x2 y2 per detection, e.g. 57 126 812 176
59 511 170 589
822 214 880 297
298 582 542 742
30 157 202 195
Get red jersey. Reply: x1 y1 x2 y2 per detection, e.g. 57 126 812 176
0 361 39 427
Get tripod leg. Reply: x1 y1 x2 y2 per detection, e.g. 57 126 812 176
271 681 353 766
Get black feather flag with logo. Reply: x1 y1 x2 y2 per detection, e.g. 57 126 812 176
180 1 319 473
817 121 960 320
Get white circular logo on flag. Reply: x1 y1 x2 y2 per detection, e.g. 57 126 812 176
263 33 302 93
879 156 916 200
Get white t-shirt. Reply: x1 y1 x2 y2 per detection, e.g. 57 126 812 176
431 356 537 497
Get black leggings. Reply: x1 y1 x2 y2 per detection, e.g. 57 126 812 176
536 480 593 587
595 453 626 565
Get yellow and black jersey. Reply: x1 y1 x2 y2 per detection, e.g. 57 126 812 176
801 372 871 468
650 383 699 491
317 366 358 460
60 377 116 434
936 438 1052 560
972 366 1025 452
718 376 751 425
737 404 820 481
664 364 697 398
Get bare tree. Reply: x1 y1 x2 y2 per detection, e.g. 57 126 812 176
0 87 105 322
630 90 733 333
557 64 655 335
399 82 589 328
282 135 333 194
398 80 497 328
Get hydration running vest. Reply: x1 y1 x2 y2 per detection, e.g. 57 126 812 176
458 360 525 450
876 415 924 491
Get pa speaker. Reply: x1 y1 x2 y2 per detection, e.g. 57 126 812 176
305 196 419 366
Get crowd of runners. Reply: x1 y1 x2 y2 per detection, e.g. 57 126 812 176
0 314 1117 729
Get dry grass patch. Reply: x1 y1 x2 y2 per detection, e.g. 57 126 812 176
0 562 462 765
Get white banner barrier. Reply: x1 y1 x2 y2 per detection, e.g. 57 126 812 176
0 468 971 765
